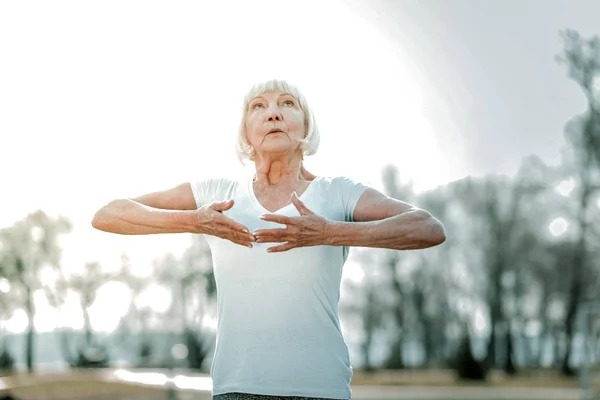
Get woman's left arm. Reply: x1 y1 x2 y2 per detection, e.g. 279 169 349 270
254 188 445 252
327 188 446 250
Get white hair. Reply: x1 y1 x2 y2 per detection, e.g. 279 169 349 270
236 79 320 163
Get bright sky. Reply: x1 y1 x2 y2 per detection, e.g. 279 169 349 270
1 0 598 333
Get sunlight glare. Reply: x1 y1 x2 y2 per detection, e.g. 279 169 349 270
5 309 28 334
112 369 212 391
473 308 488 335
343 261 365 284
113 369 168 386
58 291 85 330
135 283 172 314
173 375 213 391
555 178 575 196
202 314 217 331
0 278 10 294
89 281 132 332
549 217 568 236
33 289 61 331
171 343 189 360
39 265 59 288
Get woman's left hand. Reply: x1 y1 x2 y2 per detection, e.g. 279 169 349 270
253 192 331 252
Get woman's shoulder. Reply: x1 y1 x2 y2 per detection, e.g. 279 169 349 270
311 176 369 199
315 175 365 186
189 176 246 196
189 176 248 206
190 175 247 187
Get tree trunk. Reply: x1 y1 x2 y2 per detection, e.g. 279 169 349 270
58 329 75 367
385 253 405 369
486 262 503 368
422 317 435 366
562 185 591 376
361 332 373 371
504 327 517 375
384 339 404 369
83 309 93 346
361 287 377 371
25 285 35 372
562 262 582 376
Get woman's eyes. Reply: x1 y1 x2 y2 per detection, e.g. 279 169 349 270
251 99 294 109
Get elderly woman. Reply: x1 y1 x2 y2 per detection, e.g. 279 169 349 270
92 79 445 400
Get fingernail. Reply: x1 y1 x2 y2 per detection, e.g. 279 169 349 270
247 244 253 248
243 228 249 233
259 214 266 219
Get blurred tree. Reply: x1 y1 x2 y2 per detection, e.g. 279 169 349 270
340 249 387 371
0 345 15 374
359 282 381 371
68 262 113 348
415 186 457 367
452 169 545 374
380 165 415 369
0 275 18 372
377 165 461 369
155 234 215 369
508 157 570 369
556 29 600 375
46 260 115 367
112 254 157 368
0 211 71 372
454 326 487 381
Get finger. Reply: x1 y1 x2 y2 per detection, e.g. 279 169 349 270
291 192 313 216
217 222 255 242
212 199 234 212
230 231 256 247
259 213 292 225
252 228 288 237
229 237 254 248
222 217 252 235
254 232 291 243
267 242 296 253
212 213 251 236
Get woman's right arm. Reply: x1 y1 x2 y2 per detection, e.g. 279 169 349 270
91 183 255 246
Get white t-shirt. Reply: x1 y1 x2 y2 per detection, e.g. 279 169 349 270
190 175 367 399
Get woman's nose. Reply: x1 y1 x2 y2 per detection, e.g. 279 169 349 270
266 105 283 121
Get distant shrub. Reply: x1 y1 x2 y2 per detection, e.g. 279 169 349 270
74 346 110 368
0 346 15 374
454 334 487 381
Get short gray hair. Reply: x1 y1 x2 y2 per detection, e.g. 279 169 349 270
236 79 320 163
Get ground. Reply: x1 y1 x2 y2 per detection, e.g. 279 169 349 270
0 368 590 400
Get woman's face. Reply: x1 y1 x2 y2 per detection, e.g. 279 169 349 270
245 90 306 159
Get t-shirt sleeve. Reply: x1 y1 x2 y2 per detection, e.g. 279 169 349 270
333 176 368 222
189 178 236 209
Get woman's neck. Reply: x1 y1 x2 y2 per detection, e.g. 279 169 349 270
253 153 304 186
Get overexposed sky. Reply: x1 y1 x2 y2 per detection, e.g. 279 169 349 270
1 1 599 332
1 1 454 268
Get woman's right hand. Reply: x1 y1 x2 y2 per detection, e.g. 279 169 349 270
196 199 255 247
